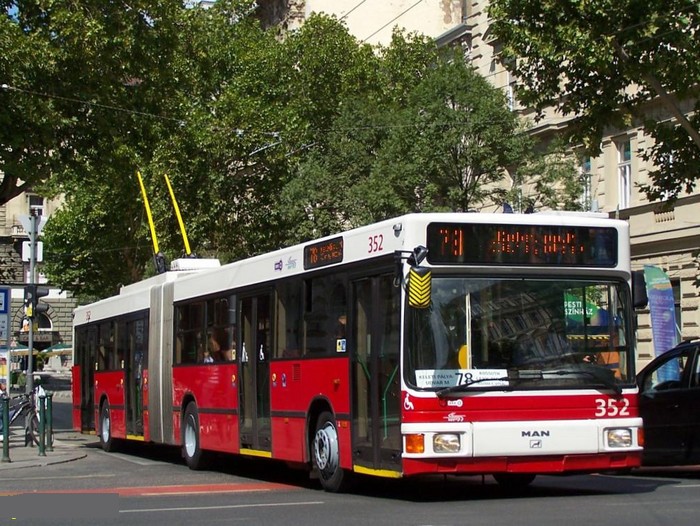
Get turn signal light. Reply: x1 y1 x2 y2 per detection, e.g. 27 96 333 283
405 433 425 454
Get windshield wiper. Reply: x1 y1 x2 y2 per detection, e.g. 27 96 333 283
435 366 622 398
546 367 622 395
436 376 510 398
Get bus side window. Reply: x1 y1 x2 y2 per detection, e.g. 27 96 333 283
276 280 302 359
301 276 348 356
97 321 113 371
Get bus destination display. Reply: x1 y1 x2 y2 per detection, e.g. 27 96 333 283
304 236 344 269
426 223 617 267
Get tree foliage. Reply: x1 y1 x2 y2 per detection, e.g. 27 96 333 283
1 0 190 205
42 168 151 299
488 0 700 200
282 41 581 241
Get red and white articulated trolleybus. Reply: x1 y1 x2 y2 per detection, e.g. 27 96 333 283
72 212 643 492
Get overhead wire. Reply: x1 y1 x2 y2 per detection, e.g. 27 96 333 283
0 83 185 124
339 0 368 21
362 0 423 42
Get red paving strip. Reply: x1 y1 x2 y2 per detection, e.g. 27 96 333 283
2 482 300 497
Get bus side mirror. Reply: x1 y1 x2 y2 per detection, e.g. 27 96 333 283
407 266 431 308
407 245 429 266
632 270 648 309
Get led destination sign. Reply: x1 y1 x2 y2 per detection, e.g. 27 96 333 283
304 236 344 270
426 223 617 267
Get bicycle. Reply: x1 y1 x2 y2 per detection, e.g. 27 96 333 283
0 387 54 447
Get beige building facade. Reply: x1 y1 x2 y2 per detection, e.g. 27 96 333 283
259 0 700 369
259 0 467 44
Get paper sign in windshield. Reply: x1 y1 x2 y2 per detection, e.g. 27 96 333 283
415 369 508 389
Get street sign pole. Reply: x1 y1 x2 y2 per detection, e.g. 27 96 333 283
26 211 37 394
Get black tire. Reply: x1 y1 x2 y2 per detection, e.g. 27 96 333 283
182 402 206 470
312 411 351 492
493 473 536 490
99 402 117 452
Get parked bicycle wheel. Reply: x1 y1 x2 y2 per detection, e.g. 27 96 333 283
29 413 55 447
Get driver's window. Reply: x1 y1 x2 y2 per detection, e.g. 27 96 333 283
691 349 700 388
645 353 690 392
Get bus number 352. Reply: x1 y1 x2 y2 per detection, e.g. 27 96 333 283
368 234 383 254
594 398 630 417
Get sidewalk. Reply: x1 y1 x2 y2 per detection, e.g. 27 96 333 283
0 429 95 471
1 380 99 471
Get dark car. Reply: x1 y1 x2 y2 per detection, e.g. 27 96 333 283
636 340 700 466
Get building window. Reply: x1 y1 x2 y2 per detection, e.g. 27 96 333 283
671 277 682 339
580 156 592 211
28 195 44 216
617 140 632 209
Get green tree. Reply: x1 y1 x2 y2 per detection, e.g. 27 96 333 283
41 6 384 296
37 6 579 299
24 0 218 298
488 0 700 200
145 0 291 263
147 12 381 260
0 0 192 205
283 42 581 237
279 30 440 240
371 49 531 215
42 168 152 299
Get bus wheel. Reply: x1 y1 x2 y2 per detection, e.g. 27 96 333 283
182 402 206 470
493 473 536 490
313 411 350 492
99 402 117 452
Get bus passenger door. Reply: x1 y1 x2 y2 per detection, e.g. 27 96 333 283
125 316 147 437
78 326 97 432
239 293 272 453
351 273 402 473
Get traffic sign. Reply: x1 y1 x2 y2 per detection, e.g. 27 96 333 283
22 241 43 262
18 214 47 235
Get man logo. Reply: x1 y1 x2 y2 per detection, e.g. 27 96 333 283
521 430 550 437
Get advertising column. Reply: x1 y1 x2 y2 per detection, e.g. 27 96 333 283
643 265 680 359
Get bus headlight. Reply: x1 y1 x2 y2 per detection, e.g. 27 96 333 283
433 433 461 453
606 428 632 448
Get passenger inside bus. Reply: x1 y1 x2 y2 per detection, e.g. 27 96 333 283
208 328 234 362
335 314 347 352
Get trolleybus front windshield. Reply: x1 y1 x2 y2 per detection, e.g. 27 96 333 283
405 277 632 392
